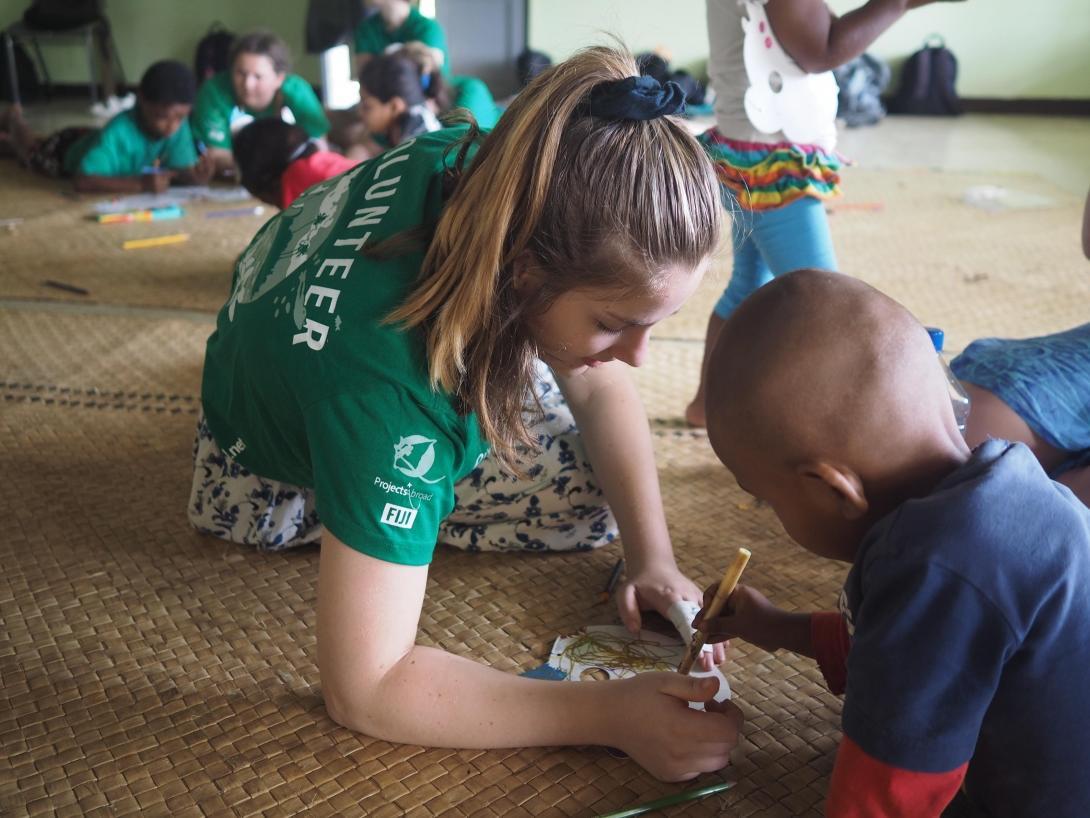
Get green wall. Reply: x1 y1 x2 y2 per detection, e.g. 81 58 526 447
0 0 321 87
3 0 1087 100
529 0 1090 100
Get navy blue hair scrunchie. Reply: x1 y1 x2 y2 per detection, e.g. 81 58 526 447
582 75 687 121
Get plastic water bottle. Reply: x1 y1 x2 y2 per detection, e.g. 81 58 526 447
926 327 971 433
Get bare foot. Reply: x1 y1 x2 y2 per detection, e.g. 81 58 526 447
684 398 706 428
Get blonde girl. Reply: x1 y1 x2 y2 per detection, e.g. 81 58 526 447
190 46 741 781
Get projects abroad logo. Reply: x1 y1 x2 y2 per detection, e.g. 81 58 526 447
392 435 444 484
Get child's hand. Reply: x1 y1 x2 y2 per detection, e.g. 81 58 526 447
693 584 791 654
617 560 727 669
608 672 744 782
189 152 215 186
142 171 171 194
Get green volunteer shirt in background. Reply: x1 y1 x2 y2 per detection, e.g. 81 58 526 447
450 75 500 129
355 7 450 75
64 108 198 176
201 126 489 566
191 71 330 150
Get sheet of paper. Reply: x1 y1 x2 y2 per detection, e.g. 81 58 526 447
92 186 253 214
547 625 731 707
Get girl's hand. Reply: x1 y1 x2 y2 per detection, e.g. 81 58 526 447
607 672 744 782
617 560 727 670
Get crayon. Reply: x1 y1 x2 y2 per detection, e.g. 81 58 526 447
204 206 266 219
122 233 190 250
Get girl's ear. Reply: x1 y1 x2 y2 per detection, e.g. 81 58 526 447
389 96 408 117
511 253 543 295
797 460 869 520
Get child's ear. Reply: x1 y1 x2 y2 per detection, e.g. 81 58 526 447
798 461 869 520
389 96 408 116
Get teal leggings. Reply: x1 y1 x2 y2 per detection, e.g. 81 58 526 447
715 195 839 318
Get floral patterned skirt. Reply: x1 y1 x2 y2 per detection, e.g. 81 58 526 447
187 363 619 553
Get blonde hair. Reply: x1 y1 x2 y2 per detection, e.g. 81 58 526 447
388 46 722 472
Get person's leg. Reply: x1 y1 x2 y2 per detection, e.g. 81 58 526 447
686 196 837 427
187 412 323 550
440 362 618 552
748 195 838 277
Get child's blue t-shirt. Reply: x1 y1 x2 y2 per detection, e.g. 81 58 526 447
841 440 1090 818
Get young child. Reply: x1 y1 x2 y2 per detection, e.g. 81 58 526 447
950 187 1090 507
695 269 1090 817
233 119 359 209
1 60 212 193
355 51 442 158
684 0 953 427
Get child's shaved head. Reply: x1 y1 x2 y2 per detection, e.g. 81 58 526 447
705 270 968 559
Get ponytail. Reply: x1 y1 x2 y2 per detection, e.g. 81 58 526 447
388 46 721 472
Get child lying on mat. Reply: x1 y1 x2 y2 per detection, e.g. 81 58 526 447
233 119 359 209
950 186 1090 507
693 269 1090 818
0 60 212 194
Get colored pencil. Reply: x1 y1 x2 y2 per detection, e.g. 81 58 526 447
122 233 190 250
42 279 89 295
204 206 266 219
677 547 751 674
600 558 625 604
595 779 735 818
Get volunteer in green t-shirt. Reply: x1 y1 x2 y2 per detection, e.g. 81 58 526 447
191 30 331 177
355 0 450 77
190 47 743 782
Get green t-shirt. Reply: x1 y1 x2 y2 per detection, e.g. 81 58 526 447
450 75 499 129
201 127 489 566
191 71 331 150
64 108 198 176
355 8 450 75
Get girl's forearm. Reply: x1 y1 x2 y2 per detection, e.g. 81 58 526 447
324 643 613 749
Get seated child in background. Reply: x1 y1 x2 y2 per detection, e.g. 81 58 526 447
694 269 1090 818
233 119 358 209
1 60 212 193
395 41 500 129
354 52 443 159
951 188 1090 507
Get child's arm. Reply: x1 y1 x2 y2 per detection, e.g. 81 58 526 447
767 0 945 74
317 534 745 781
827 736 967 817
172 152 215 186
72 171 172 194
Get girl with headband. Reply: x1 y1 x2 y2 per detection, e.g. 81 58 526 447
190 46 742 779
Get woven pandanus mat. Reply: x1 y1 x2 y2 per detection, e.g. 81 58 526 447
0 329 846 815
655 167 1088 349
0 165 260 313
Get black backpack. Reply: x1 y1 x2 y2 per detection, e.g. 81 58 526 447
194 23 234 87
888 35 963 116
